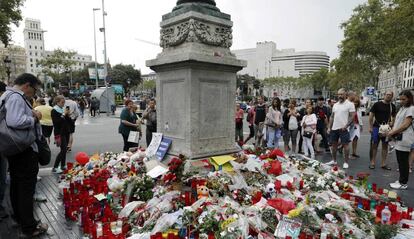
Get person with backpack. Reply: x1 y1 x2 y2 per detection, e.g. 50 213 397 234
0 74 48 237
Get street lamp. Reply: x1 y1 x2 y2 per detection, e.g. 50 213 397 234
3 56 12 85
101 0 110 116
93 8 100 89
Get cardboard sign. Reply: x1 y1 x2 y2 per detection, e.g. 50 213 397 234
156 137 172 161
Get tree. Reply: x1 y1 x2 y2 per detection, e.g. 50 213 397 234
38 48 77 86
0 0 25 46
109 64 141 93
337 0 414 92
143 79 156 91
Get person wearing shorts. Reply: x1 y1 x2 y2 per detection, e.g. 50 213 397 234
327 88 355 169
368 90 396 170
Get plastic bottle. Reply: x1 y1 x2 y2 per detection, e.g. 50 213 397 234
381 206 391 224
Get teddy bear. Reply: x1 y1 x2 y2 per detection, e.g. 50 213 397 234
197 184 210 200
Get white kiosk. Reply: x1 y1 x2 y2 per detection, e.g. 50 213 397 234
91 87 115 113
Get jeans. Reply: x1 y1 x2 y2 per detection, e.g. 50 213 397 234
317 126 329 149
7 148 39 234
54 133 69 169
267 127 281 148
396 150 409 184
302 134 315 158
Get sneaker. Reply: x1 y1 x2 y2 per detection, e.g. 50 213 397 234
389 181 408 190
52 168 63 174
325 160 337 165
343 162 349 169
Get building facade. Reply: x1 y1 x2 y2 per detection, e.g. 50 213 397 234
23 18 46 75
232 41 330 99
232 41 330 79
141 72 157 81
377 58 414 99
23 18 93 76
0 44 27 84
402 59 414 91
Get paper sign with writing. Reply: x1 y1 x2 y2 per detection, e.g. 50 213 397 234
145 133 163 157
274 216 302 239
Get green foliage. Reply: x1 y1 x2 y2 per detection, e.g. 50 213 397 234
263 76 299 88
0 0 25 46
38 48 77 85
143 79 155 91
374 224 399 239
108 64 141 92
337 0 414 90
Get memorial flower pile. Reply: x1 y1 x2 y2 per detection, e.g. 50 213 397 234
59 148 414 239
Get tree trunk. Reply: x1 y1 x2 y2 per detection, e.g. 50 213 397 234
394 65 400 93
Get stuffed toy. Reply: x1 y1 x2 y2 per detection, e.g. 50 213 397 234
197 185 210 199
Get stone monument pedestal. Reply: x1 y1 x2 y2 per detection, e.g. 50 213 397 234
146 1 246 159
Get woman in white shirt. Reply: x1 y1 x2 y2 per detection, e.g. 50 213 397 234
301 106 317 159
387 90 414 190
349 98 363 159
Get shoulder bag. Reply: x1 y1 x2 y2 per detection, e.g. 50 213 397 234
0 92 36 156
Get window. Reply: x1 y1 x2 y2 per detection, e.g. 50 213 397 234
30 64 33 67
29 52 32 56
35 52 37 56
29 45 32 49
40 46 42 50
30 58 33 62
35 46 37 50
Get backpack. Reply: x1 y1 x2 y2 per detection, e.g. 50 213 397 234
0 91 37 156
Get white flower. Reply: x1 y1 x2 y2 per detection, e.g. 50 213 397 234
333 186 339 191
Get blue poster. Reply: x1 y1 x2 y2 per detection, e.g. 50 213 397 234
156 137 172 161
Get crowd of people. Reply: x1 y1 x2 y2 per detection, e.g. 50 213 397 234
236 88 414 190
0 72 413 237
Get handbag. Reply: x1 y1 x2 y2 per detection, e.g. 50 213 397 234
128 131 140 143
303 131 313 138
377 103 393 136
35 126 51 166
0 91 36 156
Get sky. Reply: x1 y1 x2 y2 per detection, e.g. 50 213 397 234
11 0 366 74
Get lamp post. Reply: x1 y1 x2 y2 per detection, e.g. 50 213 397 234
101 0 110 116
3 56 12 85
93 8 100 89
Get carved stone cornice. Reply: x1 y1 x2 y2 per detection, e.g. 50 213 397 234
160 18 232 49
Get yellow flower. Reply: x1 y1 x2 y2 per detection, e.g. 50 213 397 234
288 205 304 218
